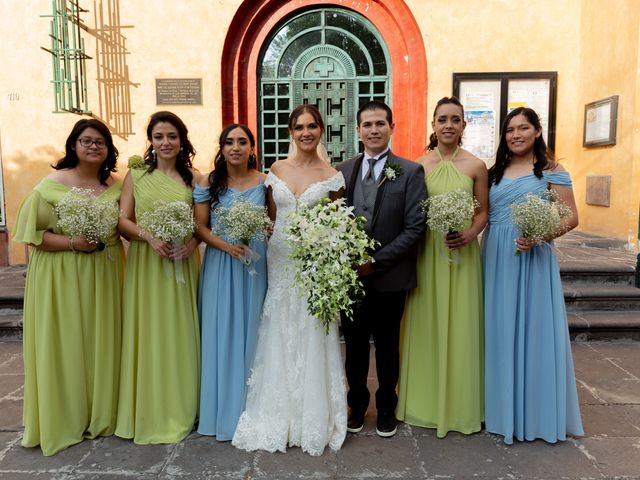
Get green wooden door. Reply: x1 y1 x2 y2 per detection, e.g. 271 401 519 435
258 9 390 168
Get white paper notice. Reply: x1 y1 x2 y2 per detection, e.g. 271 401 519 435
585 103 612 143
508 80 551 143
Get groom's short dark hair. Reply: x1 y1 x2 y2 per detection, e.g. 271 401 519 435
357 100 393 126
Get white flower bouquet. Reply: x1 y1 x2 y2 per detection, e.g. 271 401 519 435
138 200 196 282
55 187 120 251
510 190 572 256
214 200 272 273
422 188 479 262
138 200 196 244
286 197 378 333
422 188 479 237
214 201 271 245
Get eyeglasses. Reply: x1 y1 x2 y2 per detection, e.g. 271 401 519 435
78 138 107 149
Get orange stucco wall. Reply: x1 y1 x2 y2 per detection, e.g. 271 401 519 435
1 0 638 264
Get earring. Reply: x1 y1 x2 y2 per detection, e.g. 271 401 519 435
151 149 157 161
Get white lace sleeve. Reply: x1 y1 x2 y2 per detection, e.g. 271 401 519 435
265 171 279 189
326 172 346 192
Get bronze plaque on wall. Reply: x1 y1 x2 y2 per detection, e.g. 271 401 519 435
156 79 202 105
585 175 611 207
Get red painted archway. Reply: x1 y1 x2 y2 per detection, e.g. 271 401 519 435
221 0 428 160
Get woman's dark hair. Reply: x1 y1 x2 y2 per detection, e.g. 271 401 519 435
489 107 556 185
143 111 195 187
288 104 325 132
208 124 257 205
52 118 118 185
426 96 464 151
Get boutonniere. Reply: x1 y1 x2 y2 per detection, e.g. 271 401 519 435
378 163 403 187
127 155 147 170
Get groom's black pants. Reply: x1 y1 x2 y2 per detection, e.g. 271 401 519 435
342 288 407 415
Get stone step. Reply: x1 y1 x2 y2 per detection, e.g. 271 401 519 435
0 312 22 341
2 308 640 340
568 311 640 340
564 285 640 311
0 296 23 310
560 266 635 286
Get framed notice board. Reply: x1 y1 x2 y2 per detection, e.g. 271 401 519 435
453 72 557 165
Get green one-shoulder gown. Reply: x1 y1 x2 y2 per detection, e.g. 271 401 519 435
115 167 200 444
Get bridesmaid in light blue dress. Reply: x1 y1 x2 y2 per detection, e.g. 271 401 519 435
194 124 267 440
482 107 583 444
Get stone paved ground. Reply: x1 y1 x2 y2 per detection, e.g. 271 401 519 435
1 340 639 480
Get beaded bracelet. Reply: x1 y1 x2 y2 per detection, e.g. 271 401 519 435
69 236 76 252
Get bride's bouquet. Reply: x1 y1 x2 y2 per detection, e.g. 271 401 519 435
138 200 196 282
213 201 272 273
510 190 572 256
55 187 120 251
422 188 479 261
286 198 378 333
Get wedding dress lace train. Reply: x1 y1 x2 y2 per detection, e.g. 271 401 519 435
232 172 347 456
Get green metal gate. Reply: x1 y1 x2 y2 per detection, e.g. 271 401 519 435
258 8 390 168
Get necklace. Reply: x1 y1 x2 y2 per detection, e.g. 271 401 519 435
435 146 460 163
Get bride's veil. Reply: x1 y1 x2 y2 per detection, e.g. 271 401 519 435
316 143 331 163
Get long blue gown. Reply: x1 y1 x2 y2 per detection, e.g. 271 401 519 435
482 171 583 444
194 180 268 440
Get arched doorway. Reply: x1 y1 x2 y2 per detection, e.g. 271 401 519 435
221 0 427 161
258 8 390 167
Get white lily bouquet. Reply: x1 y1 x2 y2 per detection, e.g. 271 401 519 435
286 197 378 334
422 188 479 262
55 187 120 252
138 200 196 282
510 190 572 256
214 201 272 274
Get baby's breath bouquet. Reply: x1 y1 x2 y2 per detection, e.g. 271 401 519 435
510 190 572 256
422 188 479 262
214 201 271 244
138 200 195 244
138 200 196 282
422 188 479 236
286 197 378 333
214 201 272 273
55 187 119 251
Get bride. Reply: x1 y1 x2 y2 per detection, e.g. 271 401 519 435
232 104 347 456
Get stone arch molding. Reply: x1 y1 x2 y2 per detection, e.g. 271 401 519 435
221 0 428 159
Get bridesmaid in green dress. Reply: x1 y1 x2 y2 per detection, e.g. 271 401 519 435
115 111 200 444
397 97 488 436
13 119 123 455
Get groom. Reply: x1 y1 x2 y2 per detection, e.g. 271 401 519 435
337 100 427 437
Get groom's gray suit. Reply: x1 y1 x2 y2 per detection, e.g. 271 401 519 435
337 149 426 418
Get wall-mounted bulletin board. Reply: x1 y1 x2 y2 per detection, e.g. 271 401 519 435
453 72 557 165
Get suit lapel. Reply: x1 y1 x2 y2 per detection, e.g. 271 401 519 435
347 153 364 206
370 151 394 228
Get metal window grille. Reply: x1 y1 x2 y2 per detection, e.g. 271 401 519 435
41 0 92 114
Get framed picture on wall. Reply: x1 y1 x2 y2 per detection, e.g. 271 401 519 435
453 71 557 165
583 95 618 147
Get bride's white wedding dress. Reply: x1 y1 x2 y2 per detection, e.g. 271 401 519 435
232 171 347 456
